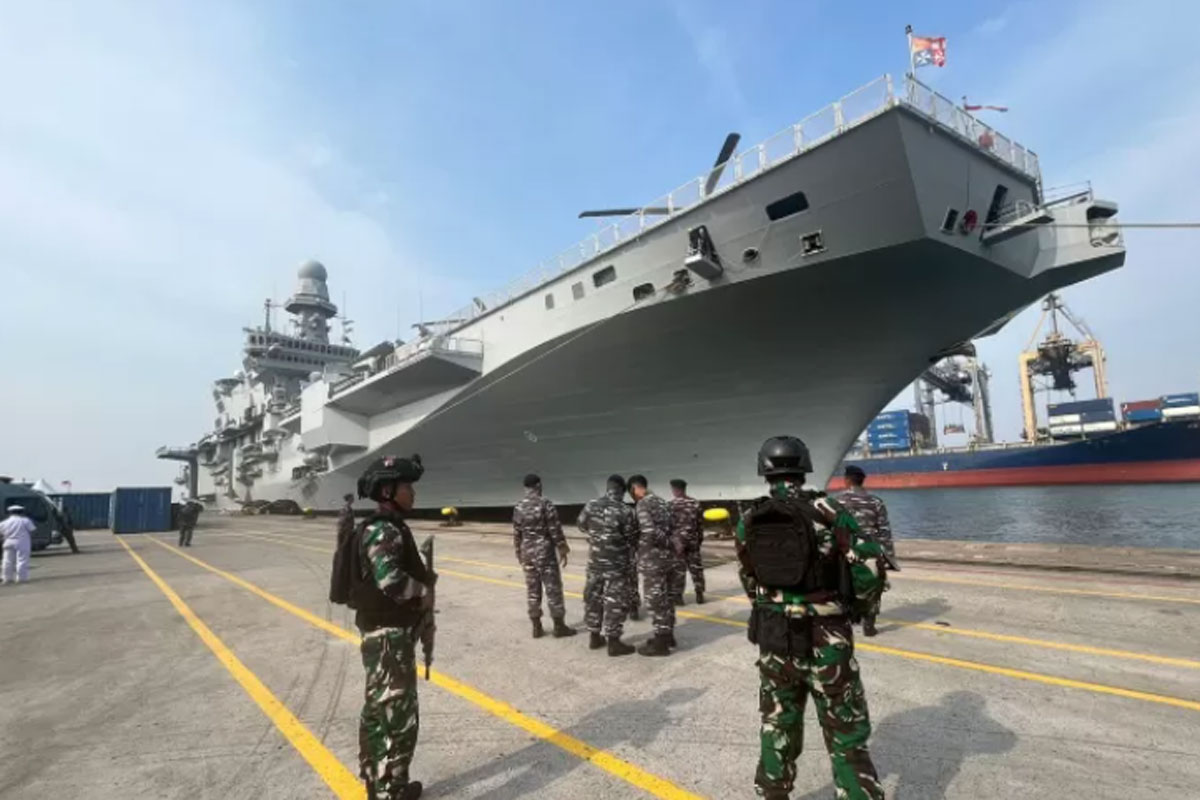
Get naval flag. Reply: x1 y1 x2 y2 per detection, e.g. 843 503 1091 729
910 35 947 68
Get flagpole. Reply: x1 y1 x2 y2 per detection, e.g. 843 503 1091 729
905 24 914 77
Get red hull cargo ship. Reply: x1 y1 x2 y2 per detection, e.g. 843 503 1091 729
831 395 1200 490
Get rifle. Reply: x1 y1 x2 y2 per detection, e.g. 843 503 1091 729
416 535 436 680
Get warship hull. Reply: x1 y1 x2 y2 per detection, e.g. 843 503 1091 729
180 77 1125 510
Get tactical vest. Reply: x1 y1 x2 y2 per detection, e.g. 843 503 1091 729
329 513 422 631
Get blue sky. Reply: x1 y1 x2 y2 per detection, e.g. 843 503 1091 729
2 0 1198 489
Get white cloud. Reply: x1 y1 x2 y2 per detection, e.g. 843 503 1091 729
0 2 416 489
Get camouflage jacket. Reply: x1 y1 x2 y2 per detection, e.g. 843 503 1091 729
360 516 433 607
513 490 566 562
577 489 637 574
670 495 703 546
737 481 884 618
635 492 675 558
838 489 894 557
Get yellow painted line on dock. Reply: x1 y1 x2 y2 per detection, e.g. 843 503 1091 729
145 536 705 800
116 537 364 799
226 530 1200 670
273 525 1200 607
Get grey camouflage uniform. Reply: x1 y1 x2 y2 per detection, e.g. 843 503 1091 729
635 492 677 636
577 488 637 637
837 489 894 560
669 494 705 598
513 489 567 620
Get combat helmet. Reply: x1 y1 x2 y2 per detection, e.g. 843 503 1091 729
756 436 813 478
357 454 424 502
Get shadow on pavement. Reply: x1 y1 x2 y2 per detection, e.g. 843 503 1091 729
875 596 952 633
425 686 706 799
795 690 1016 799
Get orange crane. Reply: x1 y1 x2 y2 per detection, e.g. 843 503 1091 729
1018 293 1108 441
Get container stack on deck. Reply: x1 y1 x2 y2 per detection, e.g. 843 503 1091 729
866 410 930 452
1121 399 1164 425
109 487 172 533
1161 392 1200 420
1046 398 1117 439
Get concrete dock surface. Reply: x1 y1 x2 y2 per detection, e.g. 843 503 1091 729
1 515 1197 799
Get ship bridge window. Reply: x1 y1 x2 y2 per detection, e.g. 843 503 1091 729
593 265 617 288
572 282 585 300
544 293 555 310
766 191 810 221
633 282 654 301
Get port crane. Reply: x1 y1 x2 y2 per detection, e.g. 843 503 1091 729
914 352 995 447
1018 293 1108 441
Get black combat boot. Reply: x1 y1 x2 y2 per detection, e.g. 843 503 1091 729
607 636 635 656
695 590 705 604
673 594 685 606
629 606 640 621
531 619 545 639
863 616 878 637
761 791 788 800
589 631 605 650
399 781 423 800
637 634 671 657
552 617 577 638
664 631 677 648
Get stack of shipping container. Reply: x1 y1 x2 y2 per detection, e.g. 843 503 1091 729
1161 392 1200 420
866 410 929 452
1121 399 1163 425
1046 398 1117 438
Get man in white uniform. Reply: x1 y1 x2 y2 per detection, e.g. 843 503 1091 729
1 505 36 584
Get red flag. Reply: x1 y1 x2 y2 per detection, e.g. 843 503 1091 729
911 35 947 68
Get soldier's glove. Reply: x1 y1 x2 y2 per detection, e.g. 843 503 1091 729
557 542 570 569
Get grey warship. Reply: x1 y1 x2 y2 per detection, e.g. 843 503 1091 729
160 75 1125 510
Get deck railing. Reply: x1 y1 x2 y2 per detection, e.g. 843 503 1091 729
429 74 1040 332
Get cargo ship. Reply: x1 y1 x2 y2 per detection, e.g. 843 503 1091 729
833 388 1200 490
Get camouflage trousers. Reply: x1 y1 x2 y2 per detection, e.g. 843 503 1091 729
583 567 629 638
522 554 566 620
756 617 882 799
639 552 675 636
626 558 640 613
360 627 419 799
669 539 705 598
178 524 194 547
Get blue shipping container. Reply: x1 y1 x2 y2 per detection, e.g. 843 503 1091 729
1048 398 1114 415
1126 409 1163 422
875 410 908 419
110 487 172 533
51 493 112 529
869 436 911 446
1079 410 1117 423
872 441 910 451
1162 392 1200 407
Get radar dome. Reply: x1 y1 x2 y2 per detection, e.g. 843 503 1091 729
297 260 328 281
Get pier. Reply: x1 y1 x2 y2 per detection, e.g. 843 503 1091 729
2 517 1197 798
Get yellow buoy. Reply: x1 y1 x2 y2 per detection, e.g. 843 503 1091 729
441 507 457 517
703 507 730 522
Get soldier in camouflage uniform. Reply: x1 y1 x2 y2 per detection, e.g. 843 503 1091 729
576 474 637 656
838 465 894 637
512 474 576 639
668 478 706 604
628 474 680 657
736 437 884 800
354 455 437 800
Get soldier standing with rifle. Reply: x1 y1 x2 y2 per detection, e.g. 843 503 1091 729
352 455 438 800
736 437 885 800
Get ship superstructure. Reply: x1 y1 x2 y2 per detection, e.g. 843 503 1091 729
162 75 1126 509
